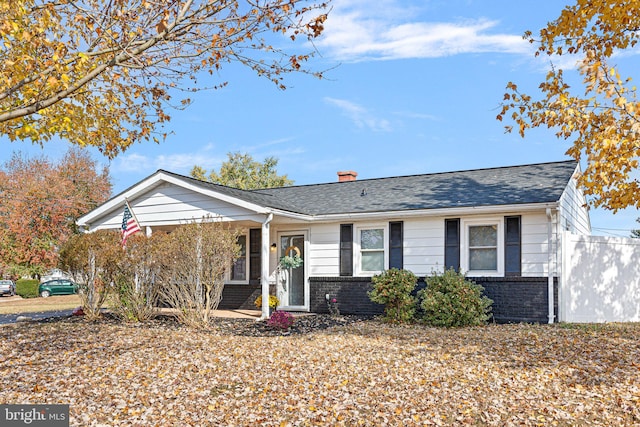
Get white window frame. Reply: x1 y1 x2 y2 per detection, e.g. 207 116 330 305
460 217 504 277
228 232 249 284
354 224 388 276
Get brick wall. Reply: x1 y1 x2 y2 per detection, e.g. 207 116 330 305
309 277 384 315
221 276 559 323
310 276 558 323
219 284 260 310
469 277 558 324
219 283 277 310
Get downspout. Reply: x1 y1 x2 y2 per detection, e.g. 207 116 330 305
259 213 273 321
546 208 555 324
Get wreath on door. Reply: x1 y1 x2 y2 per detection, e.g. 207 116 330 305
280 245 303 269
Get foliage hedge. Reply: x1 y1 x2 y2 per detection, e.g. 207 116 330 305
16 279 39 298
368 268 494 327
368 268 418 323
418 269 493 327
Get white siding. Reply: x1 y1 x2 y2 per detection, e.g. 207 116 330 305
90 182 260 230
521 212 552 276
403 218 445 276
558 174 591 235
307 223 340 276
303 212 554 278
304 218 447 278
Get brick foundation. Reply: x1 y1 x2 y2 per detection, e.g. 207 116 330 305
309 276 558 323
220 276 559 323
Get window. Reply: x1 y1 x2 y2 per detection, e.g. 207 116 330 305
468 225 497 270
461 218 504 276
231 235 247 282
357 226 386 274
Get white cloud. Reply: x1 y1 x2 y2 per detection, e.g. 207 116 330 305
238 136 296 153
316 1 531 62
324 97 392 132
112 147 223 175
393 111 440 121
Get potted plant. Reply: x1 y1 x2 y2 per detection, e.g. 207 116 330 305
254 294 279 315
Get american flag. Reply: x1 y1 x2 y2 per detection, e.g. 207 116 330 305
121 204 141 246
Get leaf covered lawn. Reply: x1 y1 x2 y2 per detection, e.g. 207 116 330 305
1 316 639 426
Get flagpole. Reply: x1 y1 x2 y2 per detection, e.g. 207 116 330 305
122 198 143 247
124 198 142 230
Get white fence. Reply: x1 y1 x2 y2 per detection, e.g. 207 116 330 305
561 232 640 323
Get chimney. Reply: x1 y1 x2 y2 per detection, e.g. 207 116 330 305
337 171 358 182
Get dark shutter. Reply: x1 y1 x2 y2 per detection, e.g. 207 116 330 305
389 221 403 269
505 216 521 276
249 228 261 281
339 224 353 276
444 218 460 271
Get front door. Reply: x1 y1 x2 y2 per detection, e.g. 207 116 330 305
277 233 307 310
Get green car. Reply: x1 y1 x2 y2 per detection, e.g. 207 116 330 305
38 279 78 298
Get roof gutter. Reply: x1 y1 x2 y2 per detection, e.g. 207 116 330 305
270 202 561 223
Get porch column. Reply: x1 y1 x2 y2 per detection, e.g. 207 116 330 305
260 213 273 320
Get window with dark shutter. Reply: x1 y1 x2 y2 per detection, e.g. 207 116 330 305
249 228 261 281
445 218 460 271
504 216 521 276
389 221 403 269
339 224 353 276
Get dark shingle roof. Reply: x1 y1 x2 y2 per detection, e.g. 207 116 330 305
162 160 577 216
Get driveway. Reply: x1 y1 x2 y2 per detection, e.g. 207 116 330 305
0 309 75 325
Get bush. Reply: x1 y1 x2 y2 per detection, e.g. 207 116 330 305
59 230 121 320
156 219 240 328
109 234 160 323
16 279 39 298
368 268 418 323
418 269 493 327
267 310 294 330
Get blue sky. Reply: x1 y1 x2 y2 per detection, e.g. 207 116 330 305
2 0 639 236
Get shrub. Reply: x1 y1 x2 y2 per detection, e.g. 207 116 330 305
110 279 159 323
368 268 418 323
267 310 294 330
418 269 493 327
16 279 39 298
156 219 240 328
59 230 121 320
109 234 160 323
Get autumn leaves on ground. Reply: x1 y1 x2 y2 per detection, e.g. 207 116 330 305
1 318 639 426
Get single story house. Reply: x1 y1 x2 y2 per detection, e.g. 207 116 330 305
78 160 592 323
